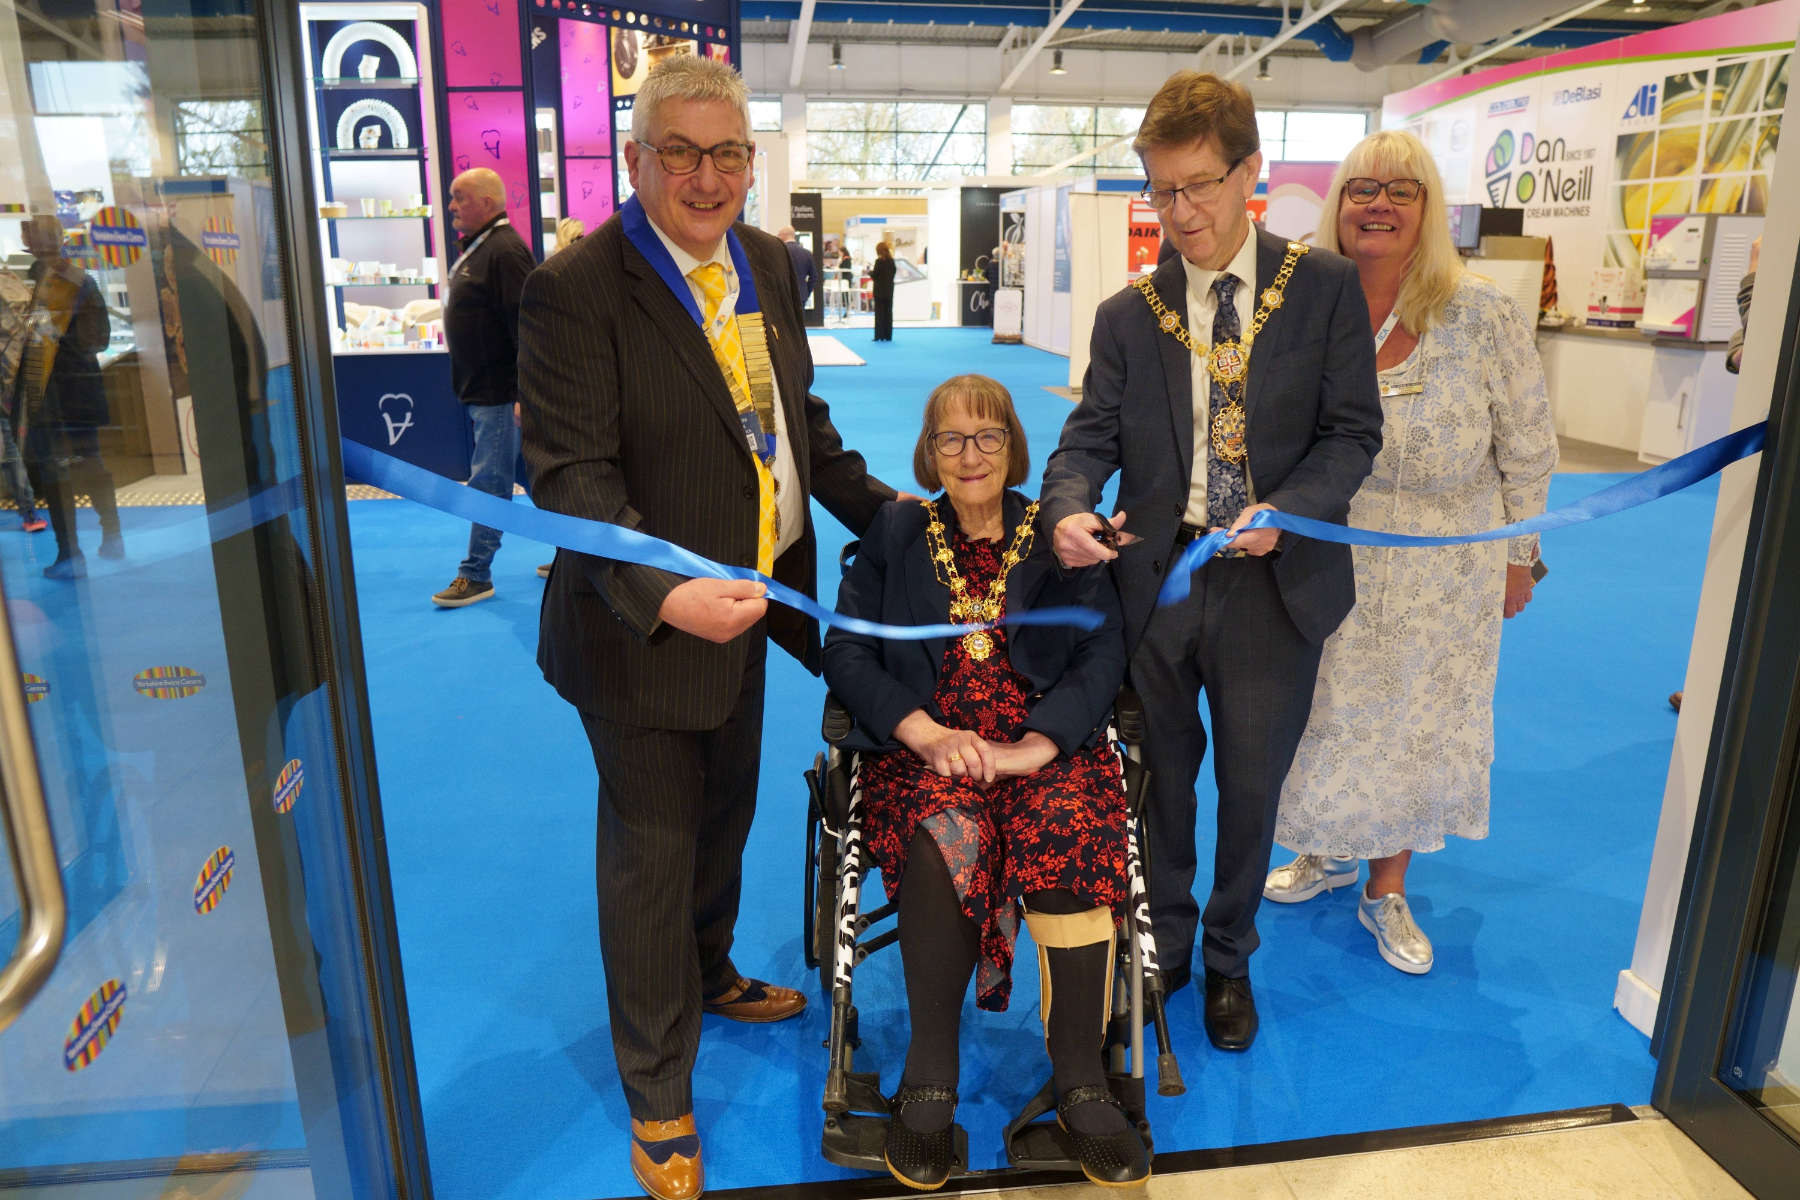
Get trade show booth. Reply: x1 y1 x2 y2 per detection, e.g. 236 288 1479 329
301 0 738 481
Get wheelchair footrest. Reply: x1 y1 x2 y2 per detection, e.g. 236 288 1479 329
820 1112 969 1178
1002 1076 1155 1170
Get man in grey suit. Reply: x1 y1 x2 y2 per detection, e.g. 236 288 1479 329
1039 71 1382 1053
518 57 897 1200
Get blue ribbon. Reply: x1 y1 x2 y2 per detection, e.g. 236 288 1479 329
340 440 1104 640
1157 421 1768 606
342 418 1765 639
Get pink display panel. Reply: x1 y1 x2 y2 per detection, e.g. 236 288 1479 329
441 0 523 88
560 18 612 158
448 90 533 234
564 156 617 233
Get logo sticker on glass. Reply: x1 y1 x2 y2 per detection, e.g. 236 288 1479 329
21 673 48 703
133 666 206 699
273 758 304 814
193 846 236 914
63 979 127 1071
90 206 147 268
202 217 240 267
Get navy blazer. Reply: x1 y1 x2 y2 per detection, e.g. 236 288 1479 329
1040 226 1383 651
823 492 1127 757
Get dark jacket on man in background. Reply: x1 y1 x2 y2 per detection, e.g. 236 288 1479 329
784 237 815 305
445 215 535 407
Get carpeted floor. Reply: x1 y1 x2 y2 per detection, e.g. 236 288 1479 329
356 326 1709 1200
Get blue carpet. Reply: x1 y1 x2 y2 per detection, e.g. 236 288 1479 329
359 327 1701 1200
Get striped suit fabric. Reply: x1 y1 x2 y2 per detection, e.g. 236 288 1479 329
518 216 892 1119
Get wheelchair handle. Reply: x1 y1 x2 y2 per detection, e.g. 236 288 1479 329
822 694 854 745
1113 687 1146 745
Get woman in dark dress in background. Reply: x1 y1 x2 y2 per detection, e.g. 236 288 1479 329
871 240 896 341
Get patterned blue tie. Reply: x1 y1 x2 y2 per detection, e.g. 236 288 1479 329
1206 273 1250 530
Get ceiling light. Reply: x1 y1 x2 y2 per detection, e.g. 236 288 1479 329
1051 50 1066 75
830 42 845 69
1256 57 1271 81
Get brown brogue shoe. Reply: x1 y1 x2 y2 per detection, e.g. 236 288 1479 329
702 976 806 1023
630 1114 703 1200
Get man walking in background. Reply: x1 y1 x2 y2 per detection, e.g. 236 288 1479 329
433 166 536 608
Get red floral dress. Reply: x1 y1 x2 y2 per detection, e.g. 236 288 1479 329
857 530 1129 1011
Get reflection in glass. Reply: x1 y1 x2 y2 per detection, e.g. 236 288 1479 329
1721 765 1800 1145
0 0 402 1193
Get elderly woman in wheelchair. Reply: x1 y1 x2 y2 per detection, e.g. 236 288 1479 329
821 374 1151 1190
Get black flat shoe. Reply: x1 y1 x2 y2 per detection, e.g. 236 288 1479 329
1204 969 1258 1051
884 1085 957 1191
1056 1086 1150 1187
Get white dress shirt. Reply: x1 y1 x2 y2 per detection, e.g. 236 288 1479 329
649 220 803 558
1179 225 1259 527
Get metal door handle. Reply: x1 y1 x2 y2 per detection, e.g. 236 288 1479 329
0 568 66 1034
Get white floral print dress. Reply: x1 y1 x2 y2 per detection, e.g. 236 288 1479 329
1275 275 1558 859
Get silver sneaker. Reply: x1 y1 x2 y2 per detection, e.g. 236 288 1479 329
1264 854 1360 903
1357 890 1434 975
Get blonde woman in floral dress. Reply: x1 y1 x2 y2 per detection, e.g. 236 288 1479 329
1264 130 1557 975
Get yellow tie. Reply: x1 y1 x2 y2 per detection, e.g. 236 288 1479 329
690 262 778 575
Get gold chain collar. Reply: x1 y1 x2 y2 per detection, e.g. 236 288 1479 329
922 497 1039 662
1133 240 1308 465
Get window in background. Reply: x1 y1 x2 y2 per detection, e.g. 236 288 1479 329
1255 110 1370 177
806 100 986 181
749 98 783 132
1012 104 1144 174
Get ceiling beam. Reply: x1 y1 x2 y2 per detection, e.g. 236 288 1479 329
998 0 1086 93
787 0 817 88
1418 0 1612 87
1222 0 1358 81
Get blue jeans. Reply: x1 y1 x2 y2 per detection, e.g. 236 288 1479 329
0 411 35 520
458 403 520 584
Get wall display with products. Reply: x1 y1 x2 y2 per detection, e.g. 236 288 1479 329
299 4 445 357
1384 0 1793 320
301 2 470 483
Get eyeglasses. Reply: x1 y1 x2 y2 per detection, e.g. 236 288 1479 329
1343 177 1425 206
635 139 754 175
931 427 1009 456
1141 160 1243 210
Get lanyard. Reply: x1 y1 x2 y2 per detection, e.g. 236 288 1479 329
1373 308 1402 351
454 217 509 268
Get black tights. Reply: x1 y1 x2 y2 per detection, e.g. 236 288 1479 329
895 829 1123 1134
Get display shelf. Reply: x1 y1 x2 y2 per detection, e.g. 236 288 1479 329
314 75 421 89
333 343 447 355
325 148 423 160
301 4 447 362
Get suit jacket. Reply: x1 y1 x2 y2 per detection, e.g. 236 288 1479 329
823 492 1127 756
784 238 815 305
519 217 894 729
1040 226 1383 650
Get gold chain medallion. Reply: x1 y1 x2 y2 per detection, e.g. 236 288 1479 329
1133 241 1308 465
922 498 1039 661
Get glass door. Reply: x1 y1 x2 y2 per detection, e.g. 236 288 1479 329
0 0 426 1196
1654 232 1800 1198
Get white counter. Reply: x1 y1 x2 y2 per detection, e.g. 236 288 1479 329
1535 324 1736 463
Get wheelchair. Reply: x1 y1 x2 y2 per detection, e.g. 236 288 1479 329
801 685 1186 1181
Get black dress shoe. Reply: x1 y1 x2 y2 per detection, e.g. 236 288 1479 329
884 1085 956 1191
1056 1086 1151 1187
1203 969 1258 1051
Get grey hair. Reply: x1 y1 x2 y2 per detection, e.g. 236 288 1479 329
629 54 751 144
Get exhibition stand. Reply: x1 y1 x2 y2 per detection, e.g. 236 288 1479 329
298 0 738 481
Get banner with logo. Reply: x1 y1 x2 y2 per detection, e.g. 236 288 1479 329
1383 0 1797 306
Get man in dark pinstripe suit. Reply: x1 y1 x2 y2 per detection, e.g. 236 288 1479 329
518 57 898 1200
